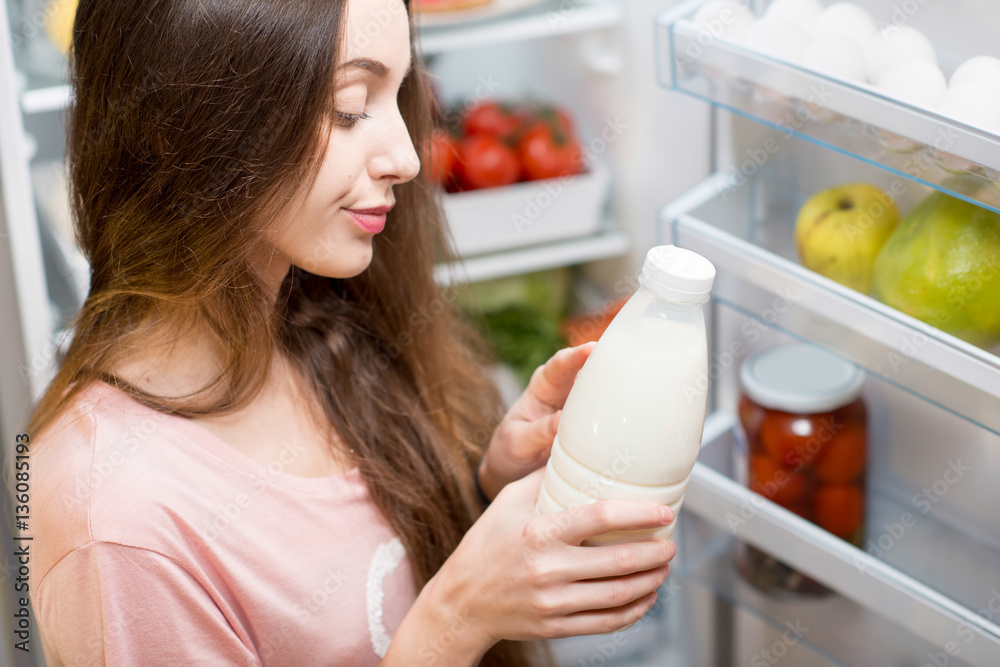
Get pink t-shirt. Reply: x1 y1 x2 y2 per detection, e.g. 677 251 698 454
32 380 418 666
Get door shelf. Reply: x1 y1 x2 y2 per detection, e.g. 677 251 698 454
675 518 973 667
654 2 1000 216
683 412 1000 667
660 171 1000 438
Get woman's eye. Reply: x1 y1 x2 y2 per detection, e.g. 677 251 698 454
335 111 371 128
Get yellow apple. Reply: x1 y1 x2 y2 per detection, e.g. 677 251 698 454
795 183 901 293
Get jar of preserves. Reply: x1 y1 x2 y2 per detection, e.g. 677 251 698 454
735 343 868 597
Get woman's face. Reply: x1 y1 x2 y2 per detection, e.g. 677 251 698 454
263 0 420 291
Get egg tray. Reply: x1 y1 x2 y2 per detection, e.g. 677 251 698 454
664 16 1000 213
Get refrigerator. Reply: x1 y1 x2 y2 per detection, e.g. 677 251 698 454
2 0 999 665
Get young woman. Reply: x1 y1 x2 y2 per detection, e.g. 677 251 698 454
27 0 676 664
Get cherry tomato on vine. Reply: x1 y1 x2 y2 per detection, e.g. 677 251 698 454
516 122 583 181
456 134 520 190
462 101 520 139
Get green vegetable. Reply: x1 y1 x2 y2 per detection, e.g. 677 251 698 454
479 304 567 386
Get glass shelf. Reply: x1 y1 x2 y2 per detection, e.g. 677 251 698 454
418 0 622 54
434 225 629 286
659 168 1000 438
10 0 623 114
682 413 1000 666
654 2 1000 216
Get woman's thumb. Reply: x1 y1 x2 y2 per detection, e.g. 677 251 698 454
504 466 547 503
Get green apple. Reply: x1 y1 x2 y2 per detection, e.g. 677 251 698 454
795 183 901 293
872 191 1000 348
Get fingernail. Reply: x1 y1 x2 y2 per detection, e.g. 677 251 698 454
660 506 673 524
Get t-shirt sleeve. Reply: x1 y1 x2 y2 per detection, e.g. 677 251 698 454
36 540 259 666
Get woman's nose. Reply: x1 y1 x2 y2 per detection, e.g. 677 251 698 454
371 112 421 185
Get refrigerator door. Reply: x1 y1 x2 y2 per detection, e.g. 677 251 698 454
658 164 1000 666
650 1 1000 665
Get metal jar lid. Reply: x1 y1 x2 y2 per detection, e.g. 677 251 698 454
739 343 865 414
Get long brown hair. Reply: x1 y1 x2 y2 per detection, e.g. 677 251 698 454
27 0 546 663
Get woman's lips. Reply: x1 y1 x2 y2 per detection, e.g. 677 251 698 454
345 206 391 234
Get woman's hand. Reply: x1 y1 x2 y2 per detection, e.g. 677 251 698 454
478 342 597 499
418 468 676 656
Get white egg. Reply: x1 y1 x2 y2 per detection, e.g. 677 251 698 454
936 83 1000 129
694 1 757 41
814 3 879 50
876 60 948 108
865 26 937 83
745 16 809 61
800 35 867 82
950 56 1000 97
763 0 824 36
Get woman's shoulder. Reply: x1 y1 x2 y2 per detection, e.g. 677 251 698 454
32 380 218 582
33 380 176 492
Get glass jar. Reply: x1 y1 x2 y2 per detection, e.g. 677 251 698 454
735 343 868 597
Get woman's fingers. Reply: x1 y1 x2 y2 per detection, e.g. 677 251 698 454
547 565 670 616
560 539 676 581
526 342 596 409
549 500 672 546
544 590 659 639
500 410 560 465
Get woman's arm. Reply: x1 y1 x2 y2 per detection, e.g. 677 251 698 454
381 468 676 664
378 573 490 666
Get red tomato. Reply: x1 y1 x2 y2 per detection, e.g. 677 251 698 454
533 104 575 137
759 409 843 469
516 122 583 181
814 422 867 483
738 396 765 442
425 129 458 188
456 134 519 190
815 484 864 539
463 101 520 139
750 455 809 506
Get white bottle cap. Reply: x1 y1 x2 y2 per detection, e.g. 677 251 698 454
638 245 716 304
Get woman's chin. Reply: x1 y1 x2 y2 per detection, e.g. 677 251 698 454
297 240 374 279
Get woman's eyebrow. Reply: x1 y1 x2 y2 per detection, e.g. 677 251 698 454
339 57 414 79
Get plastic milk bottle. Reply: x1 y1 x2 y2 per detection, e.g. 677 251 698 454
536 245 716 545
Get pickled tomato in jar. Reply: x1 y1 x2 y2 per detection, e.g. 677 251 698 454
735 344 868 596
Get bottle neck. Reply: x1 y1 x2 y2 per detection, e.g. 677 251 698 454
640 284 708 313
638 275 710 311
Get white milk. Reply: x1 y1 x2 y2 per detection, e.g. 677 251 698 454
537 245 715 546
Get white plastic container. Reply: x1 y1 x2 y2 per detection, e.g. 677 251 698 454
442 157 611 257
536 245 716 546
